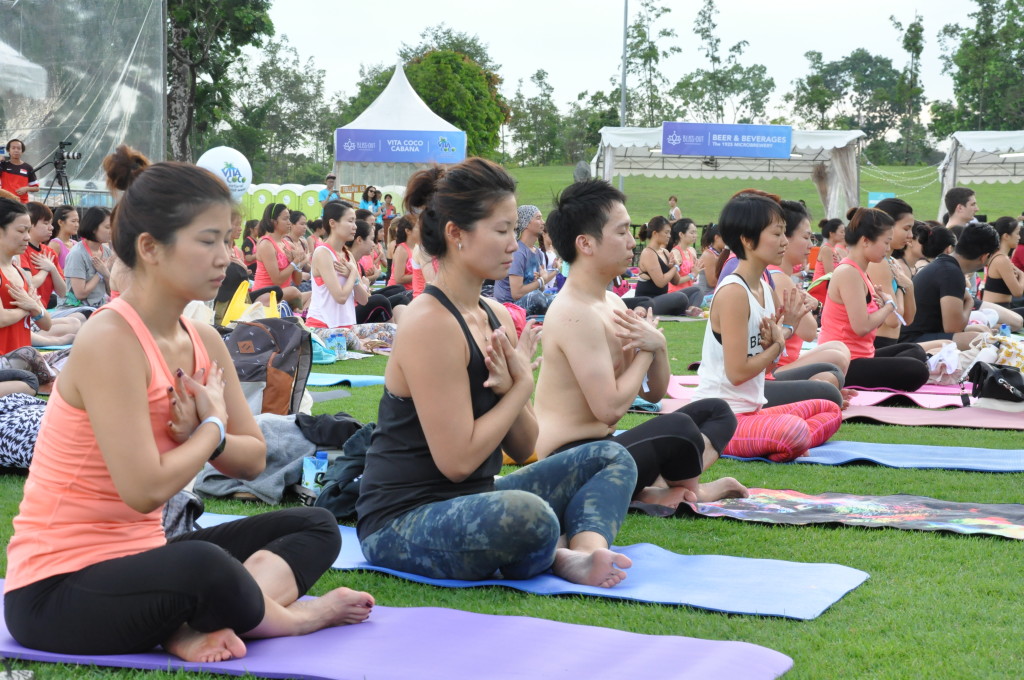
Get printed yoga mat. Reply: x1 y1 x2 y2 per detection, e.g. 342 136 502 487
0 584 794 680
674 488 1024 540
724 440 1024 472
196 515 867 620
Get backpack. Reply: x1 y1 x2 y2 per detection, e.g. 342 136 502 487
314 422 375 521
224 318 312 415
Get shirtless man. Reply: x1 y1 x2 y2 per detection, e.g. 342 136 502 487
535 179 747 509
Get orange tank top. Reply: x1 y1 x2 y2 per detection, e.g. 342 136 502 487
5 297 212 592
818 257 878 360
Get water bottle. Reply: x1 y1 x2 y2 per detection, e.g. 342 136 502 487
1000 323 1012 337
302 451 329 492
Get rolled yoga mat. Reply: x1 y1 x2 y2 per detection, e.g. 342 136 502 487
194 515 867 621
0 585 793 680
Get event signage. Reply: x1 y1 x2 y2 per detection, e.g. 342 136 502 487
335 129 467 164
868 192 896 208
661 122 793 159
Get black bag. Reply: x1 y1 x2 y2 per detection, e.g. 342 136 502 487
969 362 1024 403
314 422 375 521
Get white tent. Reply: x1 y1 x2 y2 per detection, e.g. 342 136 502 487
938 131 1024 219
332 65 464 188
591 127 865 219
0 40 47 99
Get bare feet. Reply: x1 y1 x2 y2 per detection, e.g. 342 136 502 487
840 388 858 410
636 484 696 509
285 587 375 635
695 477 749 502
164 626 246 663
553 548 632 588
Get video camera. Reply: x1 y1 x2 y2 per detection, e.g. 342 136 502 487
53 140 82 171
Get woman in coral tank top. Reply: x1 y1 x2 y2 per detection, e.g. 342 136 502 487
4 146 373 663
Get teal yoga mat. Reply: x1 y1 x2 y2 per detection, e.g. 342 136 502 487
199 514 867 620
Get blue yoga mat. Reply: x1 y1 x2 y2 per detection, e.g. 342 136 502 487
306 373 385 387
724 441 1024 472
200 513 867 620
33 344 72 351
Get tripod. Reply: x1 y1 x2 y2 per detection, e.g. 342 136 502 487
34 160 74 206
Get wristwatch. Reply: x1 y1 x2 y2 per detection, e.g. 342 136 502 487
199 416 227 460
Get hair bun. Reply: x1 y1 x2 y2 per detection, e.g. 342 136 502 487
103 144 150 192
845 207 859 221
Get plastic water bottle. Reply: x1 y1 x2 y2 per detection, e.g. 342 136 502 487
1000 323 1012 337
302 451 329 492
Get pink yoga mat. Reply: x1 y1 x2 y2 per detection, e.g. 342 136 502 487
842 405 1024 430
669 376 970 408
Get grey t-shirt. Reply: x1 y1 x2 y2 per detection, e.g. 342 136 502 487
62 241 108 307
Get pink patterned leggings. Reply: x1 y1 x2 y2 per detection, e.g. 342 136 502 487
724 399 843 462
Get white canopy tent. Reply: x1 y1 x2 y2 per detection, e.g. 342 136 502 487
938 131 1024 220
332 65 464 188
591 127 865 219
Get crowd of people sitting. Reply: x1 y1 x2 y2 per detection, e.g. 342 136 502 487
2 144 1022 664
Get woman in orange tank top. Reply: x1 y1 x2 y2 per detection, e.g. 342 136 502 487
4 147 373 663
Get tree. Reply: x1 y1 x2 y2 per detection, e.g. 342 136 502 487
620 0 681 127
508 70 562 166
166 0 273 162
208 38 331 183
672 0 775 124
785 49 901 140
889 13 930 164
930 0 1024 138
561 90 621 164
398 24 499 72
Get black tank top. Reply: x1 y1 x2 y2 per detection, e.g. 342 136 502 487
635 248 672 297
356 285 504 540
985 255 1013 296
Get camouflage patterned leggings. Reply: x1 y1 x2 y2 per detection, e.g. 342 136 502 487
359 441 637 581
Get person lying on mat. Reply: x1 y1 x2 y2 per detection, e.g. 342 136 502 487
900 222 1000 350
534 179 745 508
818 207 930 392
356 158 637 588
691 192 843 462
5 146 374 664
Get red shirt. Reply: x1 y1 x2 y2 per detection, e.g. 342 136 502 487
0 265 32 353
20 243 62 307
1013 244 1024 272
0 162 38 204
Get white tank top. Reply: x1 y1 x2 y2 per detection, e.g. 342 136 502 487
693 273 774 413
308 244 356 328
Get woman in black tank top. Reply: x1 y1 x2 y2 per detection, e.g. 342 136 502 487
356 159 637 588
635 217 704 315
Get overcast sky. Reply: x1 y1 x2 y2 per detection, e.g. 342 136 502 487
264 0 976 116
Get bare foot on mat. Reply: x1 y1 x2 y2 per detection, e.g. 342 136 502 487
164 626 246 663
553 548 632 588
696 477 749 502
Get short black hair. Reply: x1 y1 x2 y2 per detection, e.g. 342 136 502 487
79 206 112 242
780 200 809 237
717 194 784 259
546 179 626 264
955 222 999 260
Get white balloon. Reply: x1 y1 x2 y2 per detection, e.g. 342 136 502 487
196 147 252 202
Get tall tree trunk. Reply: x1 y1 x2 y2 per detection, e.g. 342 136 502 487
167 25 195 163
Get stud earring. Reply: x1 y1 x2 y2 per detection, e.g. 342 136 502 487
458 242 463 251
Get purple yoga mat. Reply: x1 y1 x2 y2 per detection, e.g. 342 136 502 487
0 590 793 680
842 404 1024 429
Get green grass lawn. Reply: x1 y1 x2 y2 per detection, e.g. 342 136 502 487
509 164 1019 227
3 323 1024 679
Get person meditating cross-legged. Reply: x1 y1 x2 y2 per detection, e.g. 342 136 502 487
356 159 637 588
4 146 373 664
535 179 745 508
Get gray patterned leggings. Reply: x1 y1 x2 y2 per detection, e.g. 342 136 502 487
359 441 637 581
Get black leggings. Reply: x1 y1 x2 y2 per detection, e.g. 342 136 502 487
4 507 340 655
844 343 930 391
555 399 737 499
375 284 413 309
356 293 394 323
644 289 703 316
767 362 845 407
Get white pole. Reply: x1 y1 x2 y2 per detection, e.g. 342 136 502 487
619 0 628 191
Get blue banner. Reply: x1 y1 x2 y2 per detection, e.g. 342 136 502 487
661 122 793 159
335 129 467 164
867 192 896 208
